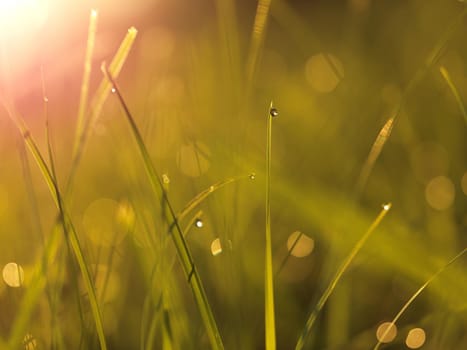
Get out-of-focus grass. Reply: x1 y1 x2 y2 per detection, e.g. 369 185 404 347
0 0 466 349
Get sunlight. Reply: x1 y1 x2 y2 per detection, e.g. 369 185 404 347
376 322 397 343
2 262 24 287
0 0 47 32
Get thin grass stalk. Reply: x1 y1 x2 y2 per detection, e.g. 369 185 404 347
68 27 138 197
295 203 392 350
102 65 224 350
74 9 98 158
7 219 62 349
373 247 467 350
265 102 277 350
439 66 467 125
0 103 108 350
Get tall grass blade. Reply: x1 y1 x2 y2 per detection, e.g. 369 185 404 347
373 247 467 350
102 65 224 350
439 66 467 125
295 203 392 350
0 103 108 350
74 9 99 157
265 102 277 350
69 27 138 194
7 219 62 349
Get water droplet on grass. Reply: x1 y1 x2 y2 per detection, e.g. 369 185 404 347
270 107 279 117
249 173 256 180
111 87 116 93
195 218 203 228
382 203 392 211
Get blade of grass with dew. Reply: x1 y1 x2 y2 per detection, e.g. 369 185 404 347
102 65 224 350
246 0 272 90
74 9 98 157
439 66 467 125
69 26 138 195
295 203 392 350
265 102 277 350
373 247 467 350
1 102 108 350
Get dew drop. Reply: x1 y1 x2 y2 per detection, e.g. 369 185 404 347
249 173 256 180
111 87 116 94
382 203 392 211
195 218 203 228
270 107 279 117
162 174 170 184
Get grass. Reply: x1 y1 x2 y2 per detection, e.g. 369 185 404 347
0 1 466 349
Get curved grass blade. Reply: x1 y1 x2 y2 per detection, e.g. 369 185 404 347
439 66 467 125
373 247 467 350
102 65 224 350
1 103 108 350
295 203 392 350
74 9 99 157
265 102 277 350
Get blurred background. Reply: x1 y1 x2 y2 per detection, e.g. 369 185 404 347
0 0 466 349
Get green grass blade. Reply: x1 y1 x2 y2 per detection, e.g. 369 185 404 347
1 103 108 350
102 66 224 350
73 9 99 157
7 219 62 349
439 66 467 125
373 247 467 350
69 26 138 194
295 203 392 350
265 102 277 350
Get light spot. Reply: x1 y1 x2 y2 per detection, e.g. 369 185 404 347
461 172 467 195
249 173 256 180
195 219 203 228
425 176 455 210
211 238 222 256
162 174 170 185
83 198 129 247
286 231 315 258
3 262 24 287
305 53 344 93
111 87 116 94
177 142 211 177
406 328 426 349
376 322 397 343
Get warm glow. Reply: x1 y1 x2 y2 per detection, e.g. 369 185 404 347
406 328 426 349
376 322 397 343
2 262 24 287
287 231 315 258
0 0 47 32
